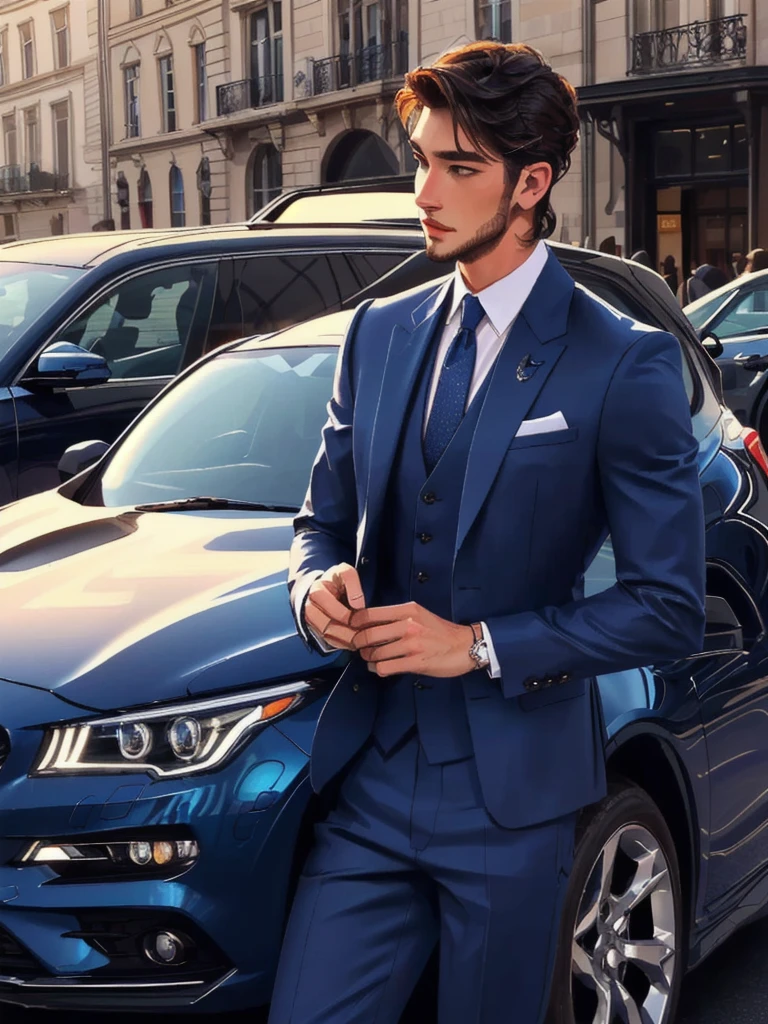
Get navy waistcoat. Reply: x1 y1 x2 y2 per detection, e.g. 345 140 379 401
371 318 493 764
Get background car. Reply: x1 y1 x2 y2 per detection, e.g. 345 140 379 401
685 267 768 442
0 223 419 503
0 244 766 1024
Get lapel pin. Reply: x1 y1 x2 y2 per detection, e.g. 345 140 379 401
516 354 544 382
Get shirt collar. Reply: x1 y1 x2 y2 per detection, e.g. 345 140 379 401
446 240 549 337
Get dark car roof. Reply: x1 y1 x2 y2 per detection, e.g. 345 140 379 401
0 223 424 269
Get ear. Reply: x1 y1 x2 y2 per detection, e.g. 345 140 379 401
512 162 554 211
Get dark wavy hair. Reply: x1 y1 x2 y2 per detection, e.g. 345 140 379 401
395 42 580 242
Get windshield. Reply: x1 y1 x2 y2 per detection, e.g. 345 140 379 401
89 346 338 509
0 261 83 358
685 285 735 330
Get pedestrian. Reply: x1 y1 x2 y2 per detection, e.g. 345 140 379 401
687 263 730 302
269 40 706 1024
731 251 747 277
662 254 679 294
745 248 768 274
678 259 697 305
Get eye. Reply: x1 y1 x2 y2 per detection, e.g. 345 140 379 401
450 166 477 177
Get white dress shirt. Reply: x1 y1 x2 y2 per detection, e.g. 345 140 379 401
299 241 550 679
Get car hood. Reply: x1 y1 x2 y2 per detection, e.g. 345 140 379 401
0 491 337 711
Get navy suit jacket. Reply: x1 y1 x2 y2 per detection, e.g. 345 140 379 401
289 247 706 828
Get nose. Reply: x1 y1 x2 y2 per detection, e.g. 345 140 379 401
415 167 441 213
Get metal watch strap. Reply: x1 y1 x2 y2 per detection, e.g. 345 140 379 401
468 622 490 671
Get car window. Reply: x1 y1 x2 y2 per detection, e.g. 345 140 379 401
0 262 83 358
203 252 406 353
53 263 217 379
709 283 768 339
572 272 695 406
92 347 337 509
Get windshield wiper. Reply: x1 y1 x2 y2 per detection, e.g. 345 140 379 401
134 496 300 513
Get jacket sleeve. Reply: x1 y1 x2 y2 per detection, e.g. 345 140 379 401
287 299 373 648
484 329 707 700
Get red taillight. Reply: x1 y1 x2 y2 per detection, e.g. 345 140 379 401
742 428 768 478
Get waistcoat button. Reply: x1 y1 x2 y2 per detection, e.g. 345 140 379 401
422 492 437 504
416 571 429 583
418 533 433 543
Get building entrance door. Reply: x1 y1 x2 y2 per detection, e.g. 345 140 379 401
656 183 747 286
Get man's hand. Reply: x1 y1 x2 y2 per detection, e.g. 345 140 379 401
349 601 475 677
304 563 366 651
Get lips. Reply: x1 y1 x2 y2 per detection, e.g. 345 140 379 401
422 218 453 233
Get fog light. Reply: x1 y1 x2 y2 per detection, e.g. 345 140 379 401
118 722 152 760
176 839 199 860
129 841 153 866
167 717 202 760
144 930 185 965
153 840 175 866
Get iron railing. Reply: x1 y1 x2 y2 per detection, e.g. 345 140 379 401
0 165 69 194
216 75 284 116
630 14 747 75
311 36 408 95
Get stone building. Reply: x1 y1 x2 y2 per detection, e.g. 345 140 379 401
0 0 104 240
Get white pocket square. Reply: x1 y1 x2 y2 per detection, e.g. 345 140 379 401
515 411 569 437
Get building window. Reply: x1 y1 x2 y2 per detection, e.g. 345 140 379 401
1 213 15 240
116 170 130 229
477 0 511 42
159 55 176 133
19 21 35 80
3 114 17 166
634 0 680 34
250 144 281 215
170 165 185 227
131 0 143 17
194 43 207 122
0 30 8 88
52 99 69 185
249 5 283 105
23 107 38 168
138 167 153 227
197 156 211 225
326 0 407 91
124 64 140 138
51 7 69 69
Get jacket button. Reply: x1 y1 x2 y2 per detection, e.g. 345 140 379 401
414 681 424 689
360 556 369 565
418 533 433 544
523 677 539 691
422 492 437 504
416 571 429 583
559 673 570 684
352 683 359 692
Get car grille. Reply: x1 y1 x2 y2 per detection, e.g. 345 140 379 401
0 727 9 771
0 925 41 978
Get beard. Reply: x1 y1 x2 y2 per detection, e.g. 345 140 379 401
424 180 519 265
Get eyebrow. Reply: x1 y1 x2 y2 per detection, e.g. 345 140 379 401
410 141 490 165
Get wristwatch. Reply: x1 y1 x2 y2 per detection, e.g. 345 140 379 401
468 622 490 671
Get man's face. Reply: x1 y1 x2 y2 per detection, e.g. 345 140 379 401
410 106 515 264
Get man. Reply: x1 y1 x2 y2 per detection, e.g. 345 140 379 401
269 41 705 1024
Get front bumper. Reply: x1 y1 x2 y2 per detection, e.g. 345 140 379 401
0 684 319 1012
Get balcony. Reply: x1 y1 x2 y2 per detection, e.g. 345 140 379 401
630 15 747 75
215 75 284 117
311 36 408 96
0 165 69 195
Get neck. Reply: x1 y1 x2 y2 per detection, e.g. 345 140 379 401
457 218 539 293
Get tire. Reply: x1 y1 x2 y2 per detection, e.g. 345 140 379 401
545 781 684 1024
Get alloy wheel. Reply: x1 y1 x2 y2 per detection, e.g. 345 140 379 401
570 823 677 1024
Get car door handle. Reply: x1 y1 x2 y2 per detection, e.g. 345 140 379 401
685 594 746 660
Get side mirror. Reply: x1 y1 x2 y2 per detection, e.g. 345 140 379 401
698 330 723 359
21 342 110 389
57 439 110 483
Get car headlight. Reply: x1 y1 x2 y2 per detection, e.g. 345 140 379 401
32 681 310 779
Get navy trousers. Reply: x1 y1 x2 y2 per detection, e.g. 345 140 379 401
268 733 577 1024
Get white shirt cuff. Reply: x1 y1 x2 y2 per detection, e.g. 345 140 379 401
480 621 501 679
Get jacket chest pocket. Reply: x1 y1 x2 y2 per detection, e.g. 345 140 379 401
506 427 579 452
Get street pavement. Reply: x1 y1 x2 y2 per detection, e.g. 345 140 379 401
3 915 768 1023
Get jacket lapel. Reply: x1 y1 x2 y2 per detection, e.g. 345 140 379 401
356 276 452 559
456 250 576 552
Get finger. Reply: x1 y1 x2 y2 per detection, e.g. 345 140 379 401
333 564 366 610
364 638 419 663
308 586 353 626
323 623 358 649
368 653 423 677
350 604 414 630
352 620 413 651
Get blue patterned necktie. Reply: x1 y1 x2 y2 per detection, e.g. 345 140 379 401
423 293 485 474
